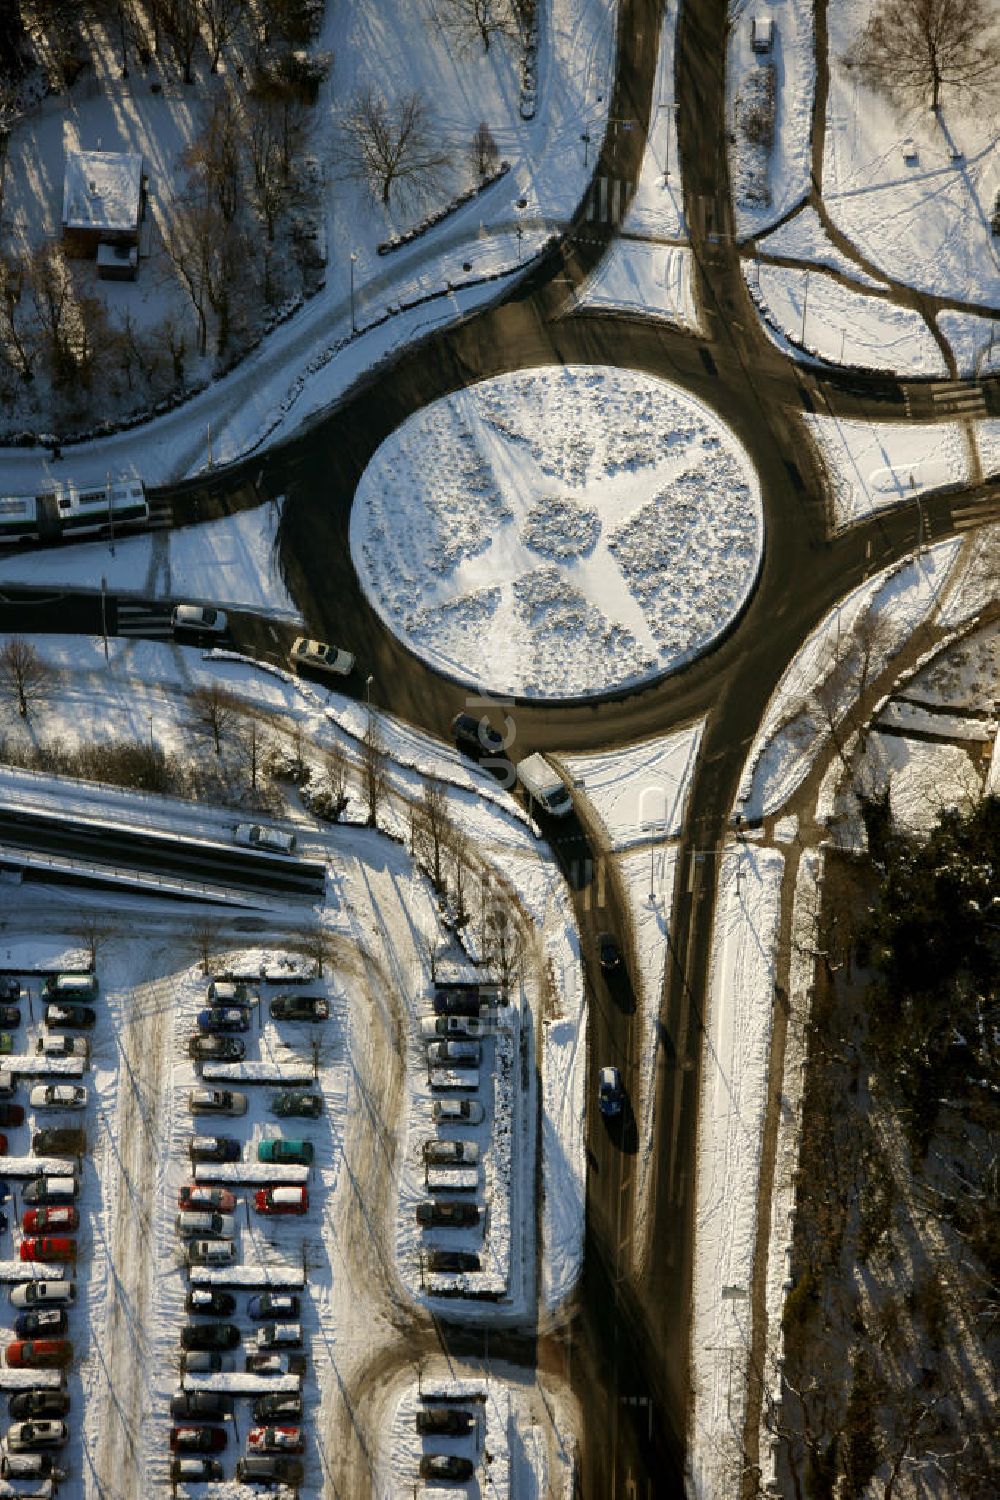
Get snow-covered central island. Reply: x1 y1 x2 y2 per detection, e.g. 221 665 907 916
350 366 764 700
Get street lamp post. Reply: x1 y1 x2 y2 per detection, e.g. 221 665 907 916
365 674 374 709
350 252 357 334
581 132 591 168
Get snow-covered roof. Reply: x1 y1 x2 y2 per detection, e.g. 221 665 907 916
62 150 143 233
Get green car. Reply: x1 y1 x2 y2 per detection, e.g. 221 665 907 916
0 1033 13 1055
257 1138 315 1166
270 1092 322 1120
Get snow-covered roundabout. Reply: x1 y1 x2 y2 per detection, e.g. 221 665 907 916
350 366 764 699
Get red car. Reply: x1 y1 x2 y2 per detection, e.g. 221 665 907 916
0 1132 7 1156
23 1208 79 1234
254 1186 308 1216
20 1238 76 1264
247 1425 304 1455
177 1185 236 1214
169 1426 228 1453
6 1339 72 1369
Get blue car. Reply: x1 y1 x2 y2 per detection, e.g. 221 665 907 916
598 1066 624 1118
197 1007 251 1034
0 1182 10 1204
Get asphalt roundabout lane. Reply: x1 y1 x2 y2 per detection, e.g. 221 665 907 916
348 365 764 703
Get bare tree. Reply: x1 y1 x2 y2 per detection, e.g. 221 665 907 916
438 0 518 54
160 0 201 82
246 94 287 239
191 683 240 754
0 77 19 220
72 913 114 968
853 0 1000 112
303 927 332 978
0 250 37 383
470 120 499 179
411 779 451 893
235 710 268 791
483 901 524 996
0 636 52 719
446 822 474 925
324 741 350 820
184 93 241 224
360 718 388 826
198 0 245 70
26 242 86 386
191 918 220 974
343 87 448 208
161 194 216 355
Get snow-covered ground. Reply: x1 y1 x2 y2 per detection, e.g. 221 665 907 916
727 0 815 238
557 722 703 847
750 264 948 375
805 414 970 529
754 205 886 288
0 0 617 494
687 841 784 1500
574 241 702 332
738 540 963 820
822 0 1000 307
620 0 685 240
0 500 300 620
937 311 1000 379
350 366 763 699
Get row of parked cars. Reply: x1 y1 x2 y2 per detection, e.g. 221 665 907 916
0 972 96 1483
171 973 330 1485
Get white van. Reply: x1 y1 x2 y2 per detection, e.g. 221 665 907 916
517 753 573 818
37 1034 90 1059
751 15 774 51
41 973 98 1002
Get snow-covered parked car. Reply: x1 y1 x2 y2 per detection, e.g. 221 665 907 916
288 636 355 678
186 1240 237 1268
420 1015 486 1040
175 1211 236 1240
431 1098 484 1125
254 1186 308 1216
188 1088 247 1117
10 1280 75 1309
35 1035 89 1059
247 1426 303 1454
255 1324 302 1351
426 1039 481 1067
423 1139 478 1166
29 1084 87 1112
7 1420 68 1451
171 604 228 636
234 824 296 856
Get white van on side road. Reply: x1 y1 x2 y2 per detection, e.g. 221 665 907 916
517 753 573 818
751 14 774 51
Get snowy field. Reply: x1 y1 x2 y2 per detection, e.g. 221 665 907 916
574 241 702 332
0 500 300 620
557 722 703 847
823 0 1000 307
754 205 887 288
350 366 763 700
687 842 784 1500
750 264 948 376
805 414 970 529
738 540 963 820
937 312 1000 380
727 0 815 238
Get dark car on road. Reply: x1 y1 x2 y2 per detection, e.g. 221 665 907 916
8 1390 70 1422
270 1091 322 1119
188 1035 246 1064
253 1392 303 1423
0 1007 20 1028
170 1390 234 1422
0 1105 24 1128
14 1309 67 1341
236 1456 304 1486
416 1406 474 1436
0 980 20 1002
180 1323 241 1352
598 1066 624 1118
426 1249 480 1273
169 1425 227 1453
196 1007 251 1034
420 1454 474 1481
415 1200 480 1229
451 713 505 758
32 1130 86 1158
44 1005 95 1031
599 932 622 972
269 995 329 1022
170 1458 224 1484
189 1135 241 1164
185 1288 236 1318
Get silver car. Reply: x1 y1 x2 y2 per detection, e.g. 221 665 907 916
288 637 355 678
29 1085 87 1111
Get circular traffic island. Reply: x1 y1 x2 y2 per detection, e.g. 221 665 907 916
350 366 763 701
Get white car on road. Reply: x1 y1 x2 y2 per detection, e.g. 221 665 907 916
288 637 355 678
171 604 228 635
234 823 297 855
29 1085 87 1111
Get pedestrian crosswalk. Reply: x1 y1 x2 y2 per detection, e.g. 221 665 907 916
115 601 174 638
585 175 633 224
146 498 173 531
950 494 1000 532
907 379 988 419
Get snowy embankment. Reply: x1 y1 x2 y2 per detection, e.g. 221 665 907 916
749 264 947 376
557 722 703 847
0 500 300 623
575 242 702 333
350 365 763 701
738 541 963 820
754 206 886 288
621 0 684 239
727 0 815 238
687 842 784 1500
806 414 970 529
